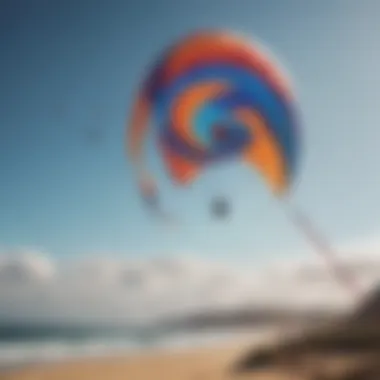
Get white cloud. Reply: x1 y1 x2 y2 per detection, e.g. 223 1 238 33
0 249 55 285
0 240 379 325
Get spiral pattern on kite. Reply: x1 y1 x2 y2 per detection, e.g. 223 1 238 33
133 31 300 195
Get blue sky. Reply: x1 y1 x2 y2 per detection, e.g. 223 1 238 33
1 0 380 262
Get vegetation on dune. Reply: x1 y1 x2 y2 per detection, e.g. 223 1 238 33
232 285 380 379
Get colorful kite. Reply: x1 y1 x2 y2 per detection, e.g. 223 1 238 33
127 29 358 296
127 30 299 218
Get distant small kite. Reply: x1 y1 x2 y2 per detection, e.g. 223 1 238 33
210 196 230 219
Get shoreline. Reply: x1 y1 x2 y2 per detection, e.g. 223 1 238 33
0 326 289 380
0 325 286 373
2 320 374 379
0 340 254 380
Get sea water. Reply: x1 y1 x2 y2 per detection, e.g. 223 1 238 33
0 323 281 370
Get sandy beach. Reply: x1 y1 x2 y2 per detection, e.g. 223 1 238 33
3 317 379 380
0 326 298 380
0 342 257 380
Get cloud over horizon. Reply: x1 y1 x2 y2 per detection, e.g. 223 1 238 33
0 244 379 326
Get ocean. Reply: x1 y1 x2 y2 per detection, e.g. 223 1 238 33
0 323 281 370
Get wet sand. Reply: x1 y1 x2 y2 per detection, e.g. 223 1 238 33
3 322 379 380
0 327 291 380
2 342 375 380
0 343 254 380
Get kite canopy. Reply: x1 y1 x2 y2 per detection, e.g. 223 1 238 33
128 30 300 214
126 31 361 299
